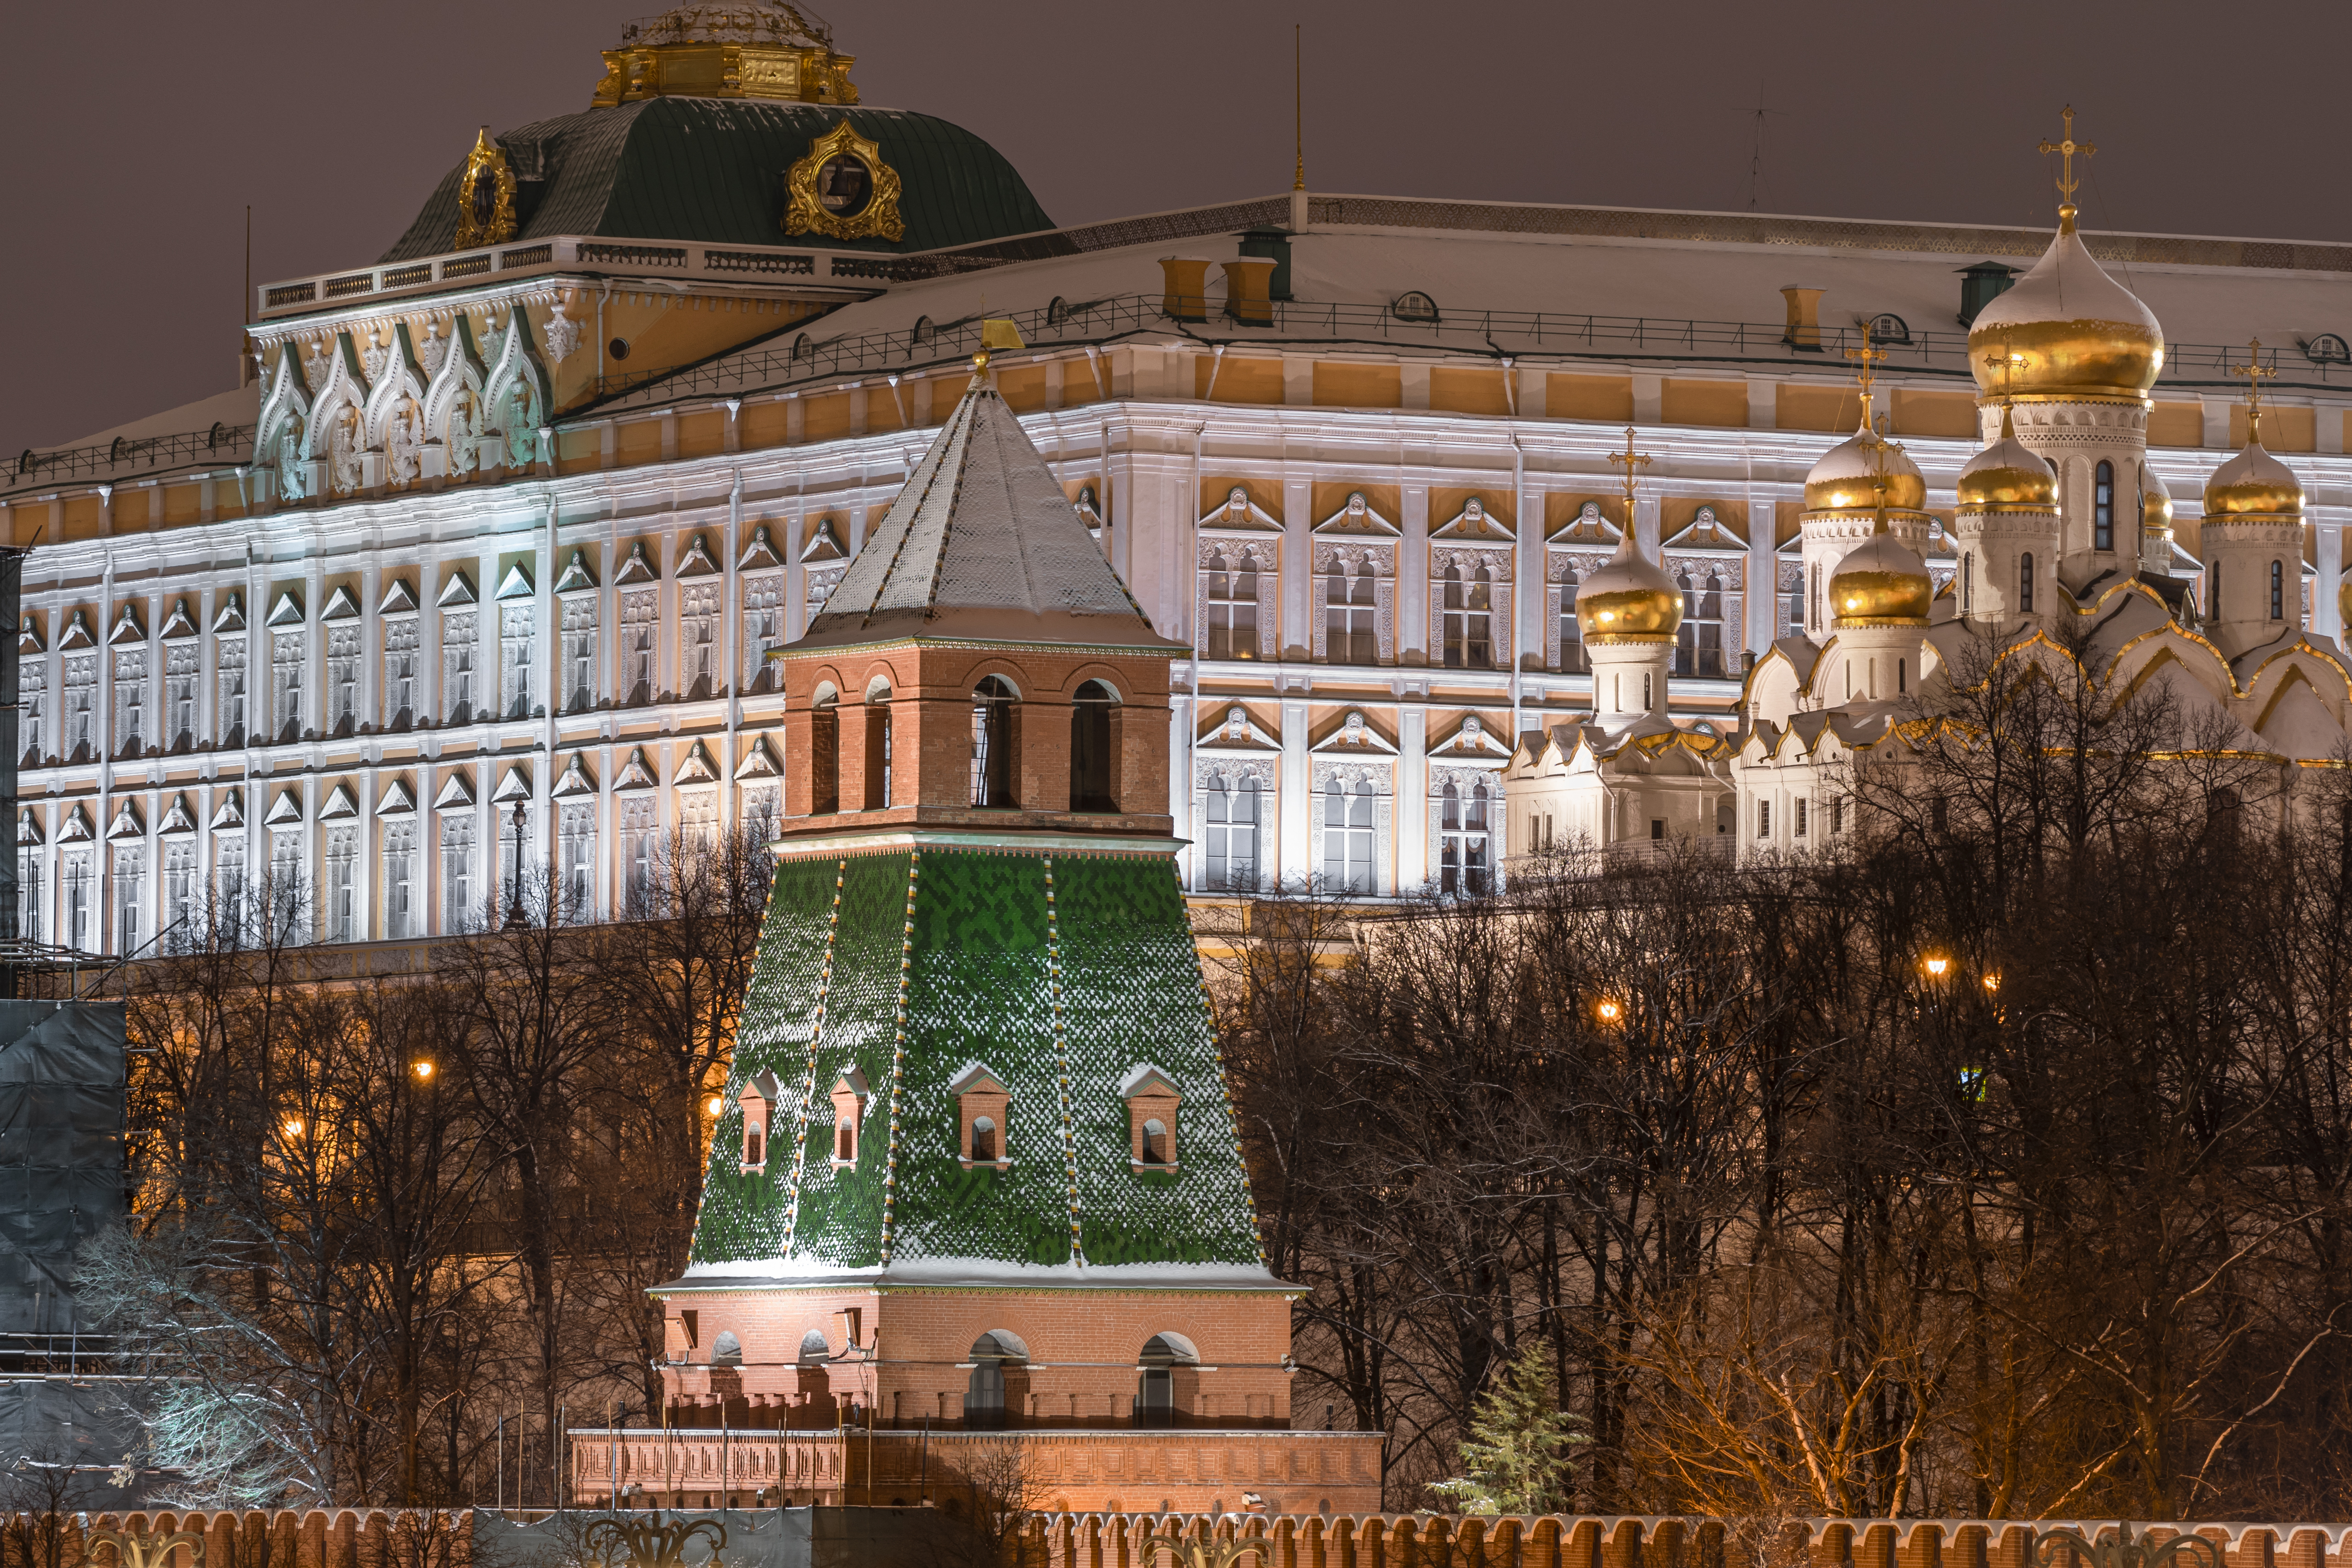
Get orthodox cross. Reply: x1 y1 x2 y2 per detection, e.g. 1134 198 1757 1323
2038 106 2096 225
2228 338 2276 439
1606 425 1653 515
1982 344 2024 406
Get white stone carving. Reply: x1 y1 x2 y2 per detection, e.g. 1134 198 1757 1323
543 305 581 367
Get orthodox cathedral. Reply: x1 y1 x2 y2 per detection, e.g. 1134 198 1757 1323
4 3 2348 959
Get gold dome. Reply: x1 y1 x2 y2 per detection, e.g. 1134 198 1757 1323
1830 528 1933 629
1968 225 2164 403
2139 462 2174 534
1956 406 2057 510
2203 435 2305 518
1804 420 1927 512
1574 531 1682 643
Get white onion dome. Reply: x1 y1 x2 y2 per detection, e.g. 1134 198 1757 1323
2203 435 2305 519
1956 406 2059 510
2139 461 2174 535
1574 527 1681 643
1830 523 1933 629
1803 419 1927 512
1968 224 2164 403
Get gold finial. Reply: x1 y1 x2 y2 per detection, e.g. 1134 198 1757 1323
2227 338 2276 442
1605 425 1653 515
1843 319 1886 411
972 318 1025 382
2037 105 2097 232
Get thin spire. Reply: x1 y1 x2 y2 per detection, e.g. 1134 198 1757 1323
1293 24 1305 192
2227 338 2276 444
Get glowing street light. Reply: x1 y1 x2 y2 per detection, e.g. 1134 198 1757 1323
1982 973 2001 992
705 1095 725 1116
1923 955 1951 979
282 1117 304 1139
1596 999 1622 1023
413 1060 435 1081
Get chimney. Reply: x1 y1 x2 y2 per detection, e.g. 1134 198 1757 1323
1780 286 1825 352
1221 258 1278 326
1158 257 1211 323
1956 261 2022 327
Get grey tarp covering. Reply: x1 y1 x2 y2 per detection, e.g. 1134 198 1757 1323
471 1508 963 1568
0 1001 124 1334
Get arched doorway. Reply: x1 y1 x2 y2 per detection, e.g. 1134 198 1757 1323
1070 681 1117 811
964 1329 1030 1430
970 677 1016 806
1136 1331 1200 1428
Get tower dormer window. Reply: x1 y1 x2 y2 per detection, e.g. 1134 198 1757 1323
830 1068 868 1167
738 1070 778 1172
952 1061 1010 1166
1120 1064 1181 1169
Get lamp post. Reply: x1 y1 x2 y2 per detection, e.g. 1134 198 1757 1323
504 802 528 931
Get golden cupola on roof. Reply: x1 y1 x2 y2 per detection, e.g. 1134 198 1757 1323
1968 222 2164 403
2139 460 2174 535
1574 526 1682 643
1830 514 1934 629
1956 406 2059 510
1804 418 1927 512
2202 430 2305 518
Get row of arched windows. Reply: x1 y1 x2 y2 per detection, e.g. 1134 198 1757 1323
966 678 1118 810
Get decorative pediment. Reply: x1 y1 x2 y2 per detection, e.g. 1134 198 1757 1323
107 601 146 645
1310 709 1401 755
799 520 847 564
735 734 781 779
434 771 476 812
613 542 658 584
1197 703 1280 751
17 807 42 846
491 765 532 803
1549 500 1622 544
57 610 93 650
210 790 244 830
1316 491 1401 537
1197 486 1282 535
380 578 420 615
675 739 720 784
552 753 596 796
17 616 41 655
263 789 304 826
675 533 719 578
738 525 781 571
1662 505 1745 550
266 591 305 627
553 549 597 594
212 592 246 633
1432 495 1514 541
495 561 535 600
950 1060 1008 1097
319 784 358 819
105 804 147 845
158 599 197 640
158 794 198 837
321 585 361 621
378 777 418 815
57 804 93 842
1430 712 1513 762
615 746 658 790
437 570 478 607
1118 1062 1180 1100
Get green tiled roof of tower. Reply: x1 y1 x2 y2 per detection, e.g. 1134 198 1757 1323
679 846 1276 1289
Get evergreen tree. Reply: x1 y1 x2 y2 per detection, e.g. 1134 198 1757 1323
1428 1343 1587 1515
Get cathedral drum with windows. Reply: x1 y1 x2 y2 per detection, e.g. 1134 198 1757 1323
603 343 1382 1514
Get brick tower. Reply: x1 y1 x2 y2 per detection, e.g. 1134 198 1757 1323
590 333 1380 1516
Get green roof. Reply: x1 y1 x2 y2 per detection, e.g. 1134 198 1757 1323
380 99 1054 263
678 846 1275 1291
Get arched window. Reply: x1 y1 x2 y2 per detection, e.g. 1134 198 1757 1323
1326 560 1378 664
810 687 840 815
2208 561 2222 621
799 1328 831 1364
2094 460 2115 551
1136 1333 1200 1428
836 1124 853 1162
1141 1118 1170 1163
2019 553 2035 614
2270 560 2285 619
1206 550 1259 659
1440 779 1493 896
1962 552 1974 615
745 1127 764 1167
964 1332 1029 1431
1674 569 1697 677
1558 569 1587 673
1809 562 1823 634
970 677 1015 807
864 676 893 810
1699 571 1726 677
1443 562 1493 668
970 1115 997 1162
1205 774 1259 892
711 1330 743 1367
1323 782 1374 893
1070 681 1117 811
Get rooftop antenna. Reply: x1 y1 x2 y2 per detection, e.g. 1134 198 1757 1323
1743 79 1784 212
1293 23 1305 192
240 205 251 388
2037 104 2096 233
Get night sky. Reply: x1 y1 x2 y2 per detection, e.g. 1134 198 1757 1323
7 0 2344 453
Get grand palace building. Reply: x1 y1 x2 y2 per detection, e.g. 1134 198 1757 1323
6 4 2351 956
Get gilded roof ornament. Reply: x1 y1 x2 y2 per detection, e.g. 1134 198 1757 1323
595 2 859 106
2037 104 2097 234
1574 427 1682 644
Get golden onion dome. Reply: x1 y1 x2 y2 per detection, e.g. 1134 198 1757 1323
2203 435 2305 518
2139 461 2174 534
1830 526 1933 629
1956 406 2058 510
1804 419 1928 512
1968 224 2164 402
1574 530 1682 643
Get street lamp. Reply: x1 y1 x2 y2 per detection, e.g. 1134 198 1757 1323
1923 955 1951 979
504 803 529 931
1596 999 1622 1023
413 1060 435 1081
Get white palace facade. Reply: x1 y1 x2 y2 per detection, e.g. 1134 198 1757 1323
6 6 2352 955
